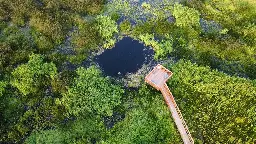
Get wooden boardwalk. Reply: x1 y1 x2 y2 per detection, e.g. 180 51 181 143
145 64 194 144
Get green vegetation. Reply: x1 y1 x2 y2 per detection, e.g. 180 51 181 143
0 0 255 143
185 0 256 78
167 60 256 143
0 81 6 97
96 15 118 48
0 26 35 74
104 85 181 143
25 117 106 143
59 66 124 116
11 54 57 95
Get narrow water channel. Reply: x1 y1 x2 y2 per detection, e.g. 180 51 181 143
95 37 154 77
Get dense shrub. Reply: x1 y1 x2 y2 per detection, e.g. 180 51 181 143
59 66 124 116
96 15 118 48
167 60 256 143
25 116 106 144
0 26 35 73
11 54 57 95
186 0 256 46
104 85 182 143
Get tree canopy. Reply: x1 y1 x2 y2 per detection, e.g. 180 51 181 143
11 54 57 95
0 0 255 143
59 66 124 116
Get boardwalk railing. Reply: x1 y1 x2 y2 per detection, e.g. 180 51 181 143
161 84 194 144
145 64 194 144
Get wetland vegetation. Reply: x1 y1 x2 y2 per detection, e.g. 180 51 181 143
0 0 255 143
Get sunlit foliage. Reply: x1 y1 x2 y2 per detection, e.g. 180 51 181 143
173 3 200 28
11 54 57 95
119 19 132 34
96 15 118 48
137 33 173 59
6 54 61 143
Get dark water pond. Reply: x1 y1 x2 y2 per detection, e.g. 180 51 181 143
95 37 154 77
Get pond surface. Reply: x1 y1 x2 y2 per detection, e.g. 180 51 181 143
95 37 154 77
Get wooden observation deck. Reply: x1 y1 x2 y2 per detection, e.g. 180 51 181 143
145 64 194 144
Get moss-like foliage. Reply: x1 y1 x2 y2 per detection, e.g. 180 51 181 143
173 3 200 28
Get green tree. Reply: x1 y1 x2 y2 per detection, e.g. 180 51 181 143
96 15 118 48
0 86 24 143
104 85 182 143
29 10 71 45
71 16 100 53
11 54 57 95
59 66 124 116
25 116 107 144
119 19 132 34
182 0 256 78
0 0 36 26
30 30 55 52
6 54 63 143
173 3 200 28
137 33 173 59
25 129 67 144
42 0 104 15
